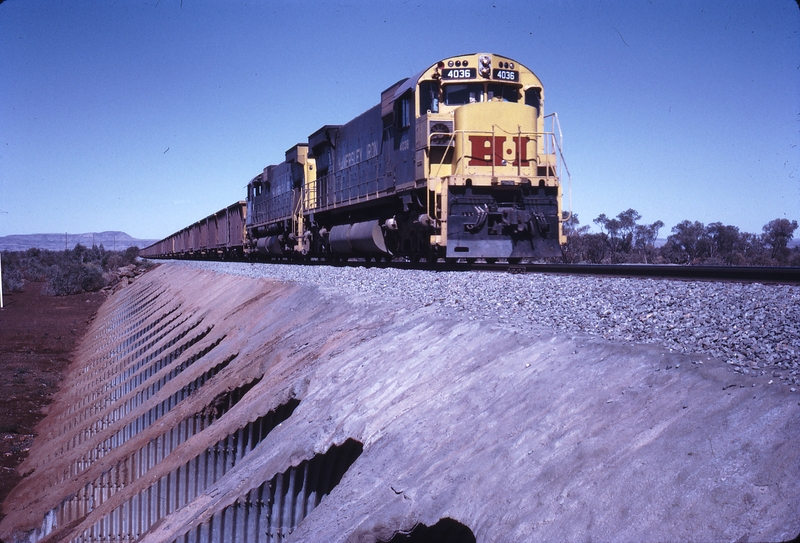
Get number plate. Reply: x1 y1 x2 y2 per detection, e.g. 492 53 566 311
441 68 476 80
493 69 519 82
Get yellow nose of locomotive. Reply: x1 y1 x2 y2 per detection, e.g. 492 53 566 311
443 99 564 260
453 101 538 180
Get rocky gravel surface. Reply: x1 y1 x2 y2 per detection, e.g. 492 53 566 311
174 260 800 390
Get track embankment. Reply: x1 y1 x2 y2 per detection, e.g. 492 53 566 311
1 262 797 543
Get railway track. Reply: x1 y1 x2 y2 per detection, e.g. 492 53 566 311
234 257 800 284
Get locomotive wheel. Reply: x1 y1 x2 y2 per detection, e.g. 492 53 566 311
485 258 497 264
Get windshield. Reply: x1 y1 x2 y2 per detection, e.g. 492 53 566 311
442 83 523 105
443 84 484 105
487 84 520 103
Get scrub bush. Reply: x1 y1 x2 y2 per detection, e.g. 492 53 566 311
1 266 25 293
1 245 146 296
44 261 105 296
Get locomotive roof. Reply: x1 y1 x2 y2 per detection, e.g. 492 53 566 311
389 54 540 102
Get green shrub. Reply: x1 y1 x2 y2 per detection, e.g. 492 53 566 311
44 261 106 296
103 253 125 271
2 266 25 292
2 251 25 292
1 246 147 296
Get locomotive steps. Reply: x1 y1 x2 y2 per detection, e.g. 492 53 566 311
1 264 797 542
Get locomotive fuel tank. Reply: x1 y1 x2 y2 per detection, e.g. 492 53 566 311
329 220 390 256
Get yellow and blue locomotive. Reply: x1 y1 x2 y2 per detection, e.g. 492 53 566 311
143 54 568 263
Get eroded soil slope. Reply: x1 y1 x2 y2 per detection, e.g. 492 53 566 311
0 283 105 516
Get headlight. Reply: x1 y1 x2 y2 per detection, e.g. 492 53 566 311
479 55 491 77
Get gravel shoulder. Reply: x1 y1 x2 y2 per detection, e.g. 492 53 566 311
177 260 800 389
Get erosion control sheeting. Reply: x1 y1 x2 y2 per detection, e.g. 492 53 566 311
1 263 798 542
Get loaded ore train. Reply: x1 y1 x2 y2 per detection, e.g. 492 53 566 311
141 53 569 264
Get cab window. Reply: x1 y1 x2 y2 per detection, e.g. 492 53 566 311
443 84 483 105
525 88 542 117
487 84 520 103
394 92 412 130
419 81 440 114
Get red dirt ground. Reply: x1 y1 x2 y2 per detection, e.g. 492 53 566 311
0 283 106 521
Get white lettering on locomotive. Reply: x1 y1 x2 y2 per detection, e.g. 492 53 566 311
339 140 380 170
446 68 471 79
366 141 379 159
495 70 516 80
339 148 361 170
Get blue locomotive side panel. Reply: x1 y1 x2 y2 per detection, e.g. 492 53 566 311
384 87 417 189
312 106 384 209
265 162 295 222
248 161 302 229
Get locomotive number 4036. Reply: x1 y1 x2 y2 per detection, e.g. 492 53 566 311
442 68 476 80
493 69 519 81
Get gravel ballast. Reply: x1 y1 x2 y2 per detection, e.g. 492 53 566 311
173 260 800 389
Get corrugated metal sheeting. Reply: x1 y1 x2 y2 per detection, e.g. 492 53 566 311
0 267 369 543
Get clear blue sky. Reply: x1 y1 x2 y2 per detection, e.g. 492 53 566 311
1 0 798 240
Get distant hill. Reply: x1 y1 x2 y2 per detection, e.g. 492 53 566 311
0 231 158 252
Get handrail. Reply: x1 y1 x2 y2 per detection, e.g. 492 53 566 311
432 130 457 179
545 112 572 222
